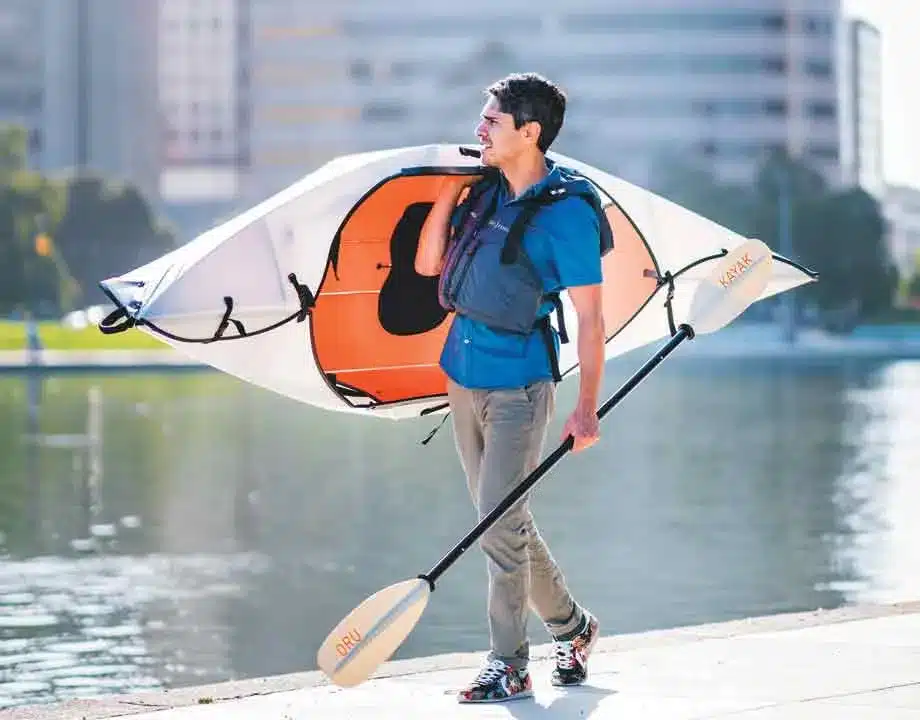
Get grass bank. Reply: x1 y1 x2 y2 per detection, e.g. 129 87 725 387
0 321 167 351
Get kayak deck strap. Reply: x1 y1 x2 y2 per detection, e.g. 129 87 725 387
97 273 316 343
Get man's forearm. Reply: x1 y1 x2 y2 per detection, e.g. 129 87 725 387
575 312 605 411
415 183 467 276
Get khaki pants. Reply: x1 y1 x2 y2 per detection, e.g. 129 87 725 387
447 377 583 669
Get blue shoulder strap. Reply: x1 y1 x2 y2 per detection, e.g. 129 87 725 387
497 169 615 383
500 173 613 266
453 171 501 241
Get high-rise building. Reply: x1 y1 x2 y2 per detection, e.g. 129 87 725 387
243 1 362 204
839 18 883 195
8 1 849 233
538 0 843 188
157 0 244 207
41 0 160 199
236 0 843 203
0 1 48 166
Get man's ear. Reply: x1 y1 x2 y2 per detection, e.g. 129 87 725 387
522 120 542 148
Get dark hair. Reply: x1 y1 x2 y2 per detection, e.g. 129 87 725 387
486 72 566 153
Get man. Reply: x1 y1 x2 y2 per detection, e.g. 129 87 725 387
415 72 609 703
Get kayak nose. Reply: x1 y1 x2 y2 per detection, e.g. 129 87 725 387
97 251 180 334
97 273 155 335
99 276 145 314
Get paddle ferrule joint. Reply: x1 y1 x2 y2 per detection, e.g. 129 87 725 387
417 574 435 592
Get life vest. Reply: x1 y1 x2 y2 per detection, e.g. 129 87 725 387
437 165 614 381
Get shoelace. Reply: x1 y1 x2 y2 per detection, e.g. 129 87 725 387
471 659 510 687
553 639 577 669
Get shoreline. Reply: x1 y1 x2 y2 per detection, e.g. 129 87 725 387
0 350 206 372
3 344 920 374
2 322 920 371
5 600 919 719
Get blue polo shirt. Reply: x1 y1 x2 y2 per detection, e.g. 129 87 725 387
439 167 603 390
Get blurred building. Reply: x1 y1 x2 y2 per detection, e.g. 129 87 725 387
241 0 545 202
0 1 43 163
839 18 883 196
11 0 850 235
158 0 241 196
0 0 170 230
529 0 843 190
233 0 846 203
157 0 245 231
243 1 350 203
0 0 157 195
41 0 160 200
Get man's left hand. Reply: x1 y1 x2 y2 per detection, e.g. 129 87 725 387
561 401 600 452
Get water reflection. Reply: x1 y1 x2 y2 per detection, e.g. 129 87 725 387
0 552 269 708
0 357 917 707
825 361 920 602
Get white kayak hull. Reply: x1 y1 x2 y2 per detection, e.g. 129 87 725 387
99 144 816 419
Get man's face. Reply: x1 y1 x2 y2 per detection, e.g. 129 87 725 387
475 95 536 167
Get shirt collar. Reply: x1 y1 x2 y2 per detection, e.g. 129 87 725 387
499 160 560 204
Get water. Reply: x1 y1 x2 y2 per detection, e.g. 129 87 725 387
0 356 918 708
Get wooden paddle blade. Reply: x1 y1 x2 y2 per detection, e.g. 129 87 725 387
317 577 430 687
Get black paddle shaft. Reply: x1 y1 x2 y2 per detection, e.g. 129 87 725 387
419 323 694 590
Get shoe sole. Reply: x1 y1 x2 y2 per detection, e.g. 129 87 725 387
457 689 534 704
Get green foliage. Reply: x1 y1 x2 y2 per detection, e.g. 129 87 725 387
653 148 899 328
904 251 920 304
0 124 68 315
0 122 179 317
795 187 897 317
52 174 178 310
909 273 920 300
0 124 29 175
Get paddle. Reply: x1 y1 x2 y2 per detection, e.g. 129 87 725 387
316 238 774 688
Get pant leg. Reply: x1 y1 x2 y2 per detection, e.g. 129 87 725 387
519 382 583 639
447 378 484 503
475 380 581 667
448 379 585 667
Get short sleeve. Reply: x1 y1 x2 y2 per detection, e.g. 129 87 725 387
545 198 603 288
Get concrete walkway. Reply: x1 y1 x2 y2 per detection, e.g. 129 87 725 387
7 601 920 719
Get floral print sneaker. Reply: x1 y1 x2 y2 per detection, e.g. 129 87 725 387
551 610 599 686
456 658 533 703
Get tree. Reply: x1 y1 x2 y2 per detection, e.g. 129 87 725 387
0 124 29 174
795 187 897 319
908 270 920 304
653 147 897 329
0 122 179 315
49 173 178 310
0 125 67 316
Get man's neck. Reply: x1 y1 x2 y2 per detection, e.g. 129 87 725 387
501 152 549 199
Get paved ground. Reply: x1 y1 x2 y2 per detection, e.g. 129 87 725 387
7 601 920 719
